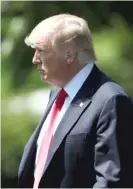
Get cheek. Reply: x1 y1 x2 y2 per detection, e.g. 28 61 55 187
41 58 49 69
57 61 66 72
42 54 63 74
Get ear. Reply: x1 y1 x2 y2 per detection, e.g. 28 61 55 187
65 51 71 64
65 51 76 64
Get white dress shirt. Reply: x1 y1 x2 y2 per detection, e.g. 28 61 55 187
35 62 94 166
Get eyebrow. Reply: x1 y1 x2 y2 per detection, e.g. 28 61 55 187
32 43 51 51
37 47 45 51
31 43 44 50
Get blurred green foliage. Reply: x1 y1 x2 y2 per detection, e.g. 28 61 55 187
1 113 40 187
1 1 133 187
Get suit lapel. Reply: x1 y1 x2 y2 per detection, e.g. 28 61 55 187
43 97 92 174
19 89 60 180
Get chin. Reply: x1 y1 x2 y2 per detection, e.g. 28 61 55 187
41 75 46 82
40 75 59 87
40 75 50 84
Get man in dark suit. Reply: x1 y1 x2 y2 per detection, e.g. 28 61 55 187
18 14 133 188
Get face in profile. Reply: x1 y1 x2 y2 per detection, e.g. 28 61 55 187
32 39 68 87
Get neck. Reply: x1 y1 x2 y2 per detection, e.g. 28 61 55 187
60 63 87 88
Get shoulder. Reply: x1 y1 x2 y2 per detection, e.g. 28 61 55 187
93 65 131 101
93 82 133 118
88 64 131 102
96 81 129 99
91 67 133 110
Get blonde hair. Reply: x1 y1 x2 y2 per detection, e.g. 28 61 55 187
25 13 97 64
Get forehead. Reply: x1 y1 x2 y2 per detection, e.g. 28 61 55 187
31 35 52 50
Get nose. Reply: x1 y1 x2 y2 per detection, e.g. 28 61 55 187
32 51 41 64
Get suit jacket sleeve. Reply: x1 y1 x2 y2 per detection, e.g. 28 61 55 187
93 94 133 188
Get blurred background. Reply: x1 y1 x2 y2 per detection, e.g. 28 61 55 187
1 1 133 188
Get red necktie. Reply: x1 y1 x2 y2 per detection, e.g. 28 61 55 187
33 89 68 188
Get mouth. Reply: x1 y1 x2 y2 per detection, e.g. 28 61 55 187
38 70 46 78
38 69 44 73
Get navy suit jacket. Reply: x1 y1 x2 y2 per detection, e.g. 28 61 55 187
18 64 133 188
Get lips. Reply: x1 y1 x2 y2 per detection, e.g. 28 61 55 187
38 69 44 72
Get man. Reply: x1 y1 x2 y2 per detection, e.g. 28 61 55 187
18 14 133 188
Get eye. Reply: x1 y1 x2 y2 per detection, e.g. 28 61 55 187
37 48 47 54
35 49 44 57
37 48 43 53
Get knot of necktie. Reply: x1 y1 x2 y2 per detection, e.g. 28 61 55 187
55 89 68 110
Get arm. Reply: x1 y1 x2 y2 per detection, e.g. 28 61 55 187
93 94 133 188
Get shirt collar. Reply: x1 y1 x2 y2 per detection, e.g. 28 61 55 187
64 62 94 99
